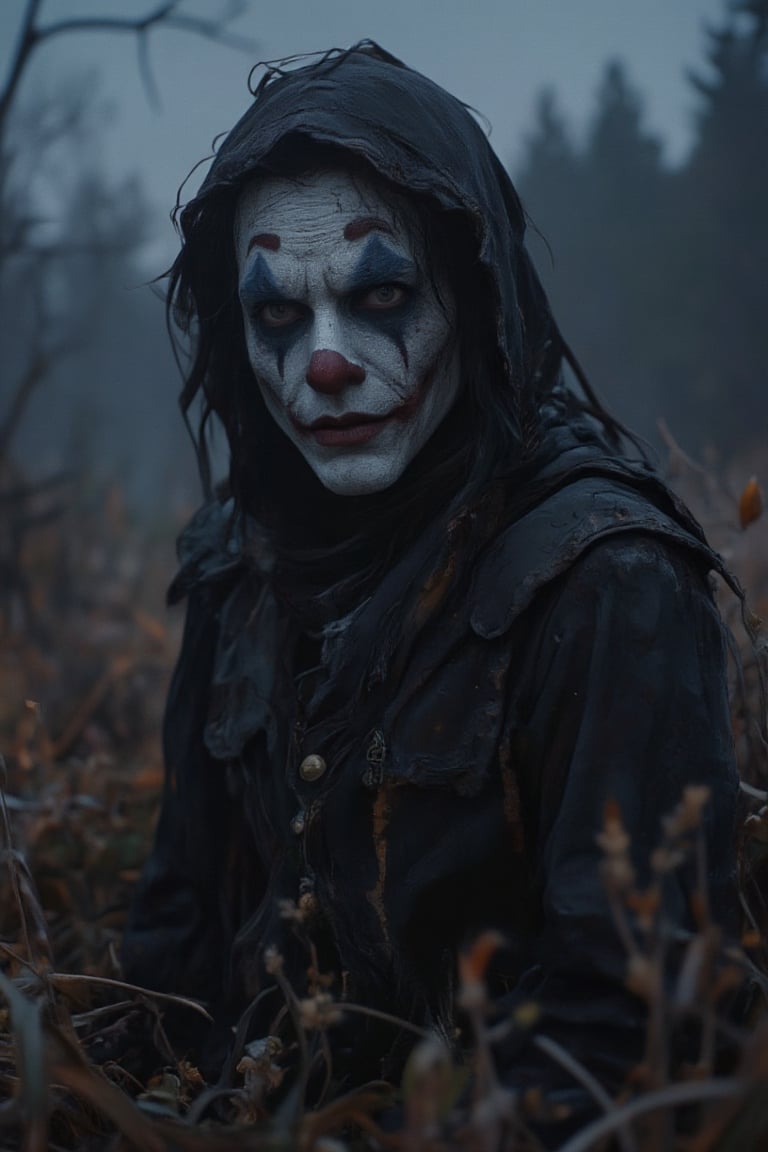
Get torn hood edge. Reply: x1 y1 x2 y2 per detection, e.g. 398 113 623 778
181 43 550 407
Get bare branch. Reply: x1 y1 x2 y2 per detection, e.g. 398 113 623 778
137 28 162 111
0 265 79 465
0 353 48 466
657 417 709 476
31 3 181 41
37 1 256 55
533 1035 637 1152
0 0 43 136
0 1 257 140
556 1078 747 1152
0 472 72 507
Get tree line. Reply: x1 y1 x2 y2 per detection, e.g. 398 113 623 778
1 0 765 525
517 0 768 458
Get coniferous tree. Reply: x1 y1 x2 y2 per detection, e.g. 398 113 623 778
518 5 767 456
48 169 192 511
2 105 193 513
519 88 580 230
519 61 666 437
668 0 768 448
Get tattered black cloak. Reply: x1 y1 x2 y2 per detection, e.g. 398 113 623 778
123 43 739 1120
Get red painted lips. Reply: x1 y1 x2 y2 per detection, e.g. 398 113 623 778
291 362 439 447
302 411 391 447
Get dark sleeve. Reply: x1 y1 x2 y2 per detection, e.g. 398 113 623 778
122 586 246 1006
496 533 739 1104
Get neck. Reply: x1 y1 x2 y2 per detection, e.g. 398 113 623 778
240 395 472 613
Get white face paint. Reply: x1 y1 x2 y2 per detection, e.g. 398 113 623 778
234 169 460 496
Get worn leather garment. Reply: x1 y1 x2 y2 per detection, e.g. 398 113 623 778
123 44 741 1139
123 445 740 1105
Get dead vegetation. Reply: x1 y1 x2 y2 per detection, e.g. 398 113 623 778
0 444 765 1151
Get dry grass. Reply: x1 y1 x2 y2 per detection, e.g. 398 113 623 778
0 447 766 1151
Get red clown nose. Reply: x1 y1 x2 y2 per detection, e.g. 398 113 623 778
306 349 366 394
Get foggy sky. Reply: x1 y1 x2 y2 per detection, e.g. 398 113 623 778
1 0 727 264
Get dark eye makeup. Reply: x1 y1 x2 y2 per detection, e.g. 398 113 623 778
350 282 412 311
252 282 412 331
257 300 309 329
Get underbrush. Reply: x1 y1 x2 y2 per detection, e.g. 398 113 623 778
0 449 766 1151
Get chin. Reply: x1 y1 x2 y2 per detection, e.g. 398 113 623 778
314 459 404 497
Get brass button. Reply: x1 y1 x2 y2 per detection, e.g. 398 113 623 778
299 754 326 782
290 811 306 835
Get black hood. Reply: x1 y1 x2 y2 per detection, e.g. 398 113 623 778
175 42 571 456
169 40 640 584
194 43 544 394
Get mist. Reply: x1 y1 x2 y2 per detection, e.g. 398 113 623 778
1 0 764 524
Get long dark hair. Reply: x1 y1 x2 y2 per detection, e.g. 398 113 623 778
164 45 637 580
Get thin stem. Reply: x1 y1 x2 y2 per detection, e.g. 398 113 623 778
0 763 34 970
46 973 212 1020
533 1035 637 1152
0 0 42 141
271 965 310 1115
337 1002 430 1038
555 1078 746 1152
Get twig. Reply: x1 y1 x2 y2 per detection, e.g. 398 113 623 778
336 1001 430 1038
657 417 709 477
69 1000 136 1028
0 759 36 970
216 985 279 1089
0 849 54 973
555 1078 747 1152
0 0 42 141
533 1035 637 1152
37 0 255 50
47 1059 166 1152
740 780 768 801
0 354 48 465
49 655 137 761
0 940 39 977
0 967 48 1152
269 962 310 1116
46 973 212 1021
1 0 258 135
300 1083 396 1148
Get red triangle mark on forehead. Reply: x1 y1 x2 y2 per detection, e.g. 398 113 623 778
247 232 281 254
343 216 394 242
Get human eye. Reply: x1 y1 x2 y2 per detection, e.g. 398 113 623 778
356 283 409 311
257 300 305 328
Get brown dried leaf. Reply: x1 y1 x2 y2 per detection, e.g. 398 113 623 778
139 1071 182 1112
739 476 764 529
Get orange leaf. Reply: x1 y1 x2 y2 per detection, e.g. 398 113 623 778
603 798 622 825
129 765 164 791
739 476 763 529
626 889 661 918
458 929 505 985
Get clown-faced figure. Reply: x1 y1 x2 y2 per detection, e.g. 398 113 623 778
124 43 740 1146
234 170 460 496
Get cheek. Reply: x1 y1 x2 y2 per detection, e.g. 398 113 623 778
398 303 453 378
245 326 304 406
350 300 453 384
353 329 409 382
